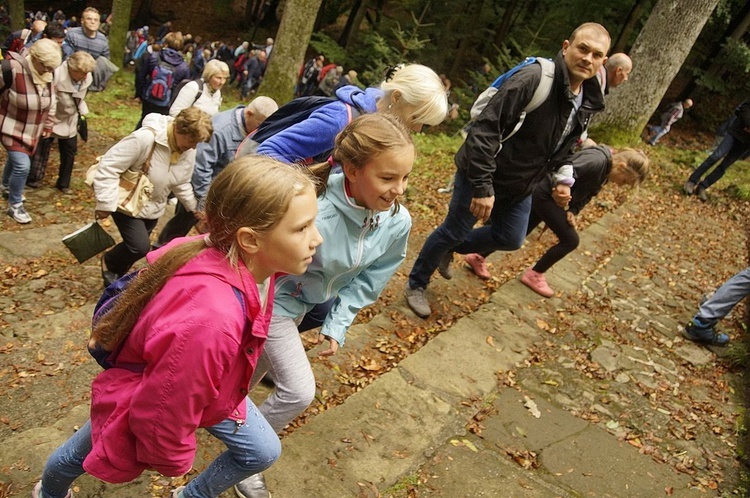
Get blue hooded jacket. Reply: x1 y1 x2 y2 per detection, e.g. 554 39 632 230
273 171 411 346
256 86 382 164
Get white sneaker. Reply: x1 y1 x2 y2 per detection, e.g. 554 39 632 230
8 203 31 224
234 473 271 498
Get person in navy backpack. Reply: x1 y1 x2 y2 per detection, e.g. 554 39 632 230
405 22 610 318
135 31 189 129
35 157 323 498
249 63 448 165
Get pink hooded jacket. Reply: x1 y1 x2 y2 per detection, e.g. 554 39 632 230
83 236 273 483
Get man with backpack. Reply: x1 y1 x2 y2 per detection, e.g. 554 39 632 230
135 31 189 129
405 22 610 318
155 96 279 246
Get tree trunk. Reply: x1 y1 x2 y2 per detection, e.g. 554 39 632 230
493 0 520 48
448 0 486 77
592 0 720 141
257 0 323 104
109 0 134 69
339 0 369 49
612 0 650 54
8 0 24 31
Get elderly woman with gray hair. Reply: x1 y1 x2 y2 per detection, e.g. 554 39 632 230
169 59 230 118
0 37 62 224
27 50 96 193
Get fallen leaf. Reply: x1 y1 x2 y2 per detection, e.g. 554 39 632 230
523 396 541 418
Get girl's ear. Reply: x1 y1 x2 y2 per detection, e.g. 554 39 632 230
390 89 402 104
236 227 261 255
342 161 359 181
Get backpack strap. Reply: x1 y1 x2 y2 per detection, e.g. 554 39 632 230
501 58 555 145
1 58 13 95
193 79 204 105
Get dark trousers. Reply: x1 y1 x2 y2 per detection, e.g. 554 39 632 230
104 212 158 276
136 101 169 130
408 170 531 290
526 190 579 273
688 134 750 189
27 136 79 188
156 202 198 247
298 299 336 332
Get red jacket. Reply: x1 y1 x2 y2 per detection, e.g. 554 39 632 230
83 236 274 483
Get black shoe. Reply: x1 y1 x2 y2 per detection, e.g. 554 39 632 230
101 255 118 287
683 322 729 346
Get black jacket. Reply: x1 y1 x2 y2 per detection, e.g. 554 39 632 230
729 99 750 145
455 51 605 203
535 145 612 216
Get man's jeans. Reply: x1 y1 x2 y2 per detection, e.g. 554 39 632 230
408 170 531 289
689 134 750 188
38 398 280 498
693 267 750 329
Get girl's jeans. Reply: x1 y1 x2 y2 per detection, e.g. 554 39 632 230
38 398 280 498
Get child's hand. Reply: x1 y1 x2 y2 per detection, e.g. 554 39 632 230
552 184 571 208
317 334 339 357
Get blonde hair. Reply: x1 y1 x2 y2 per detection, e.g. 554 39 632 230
92 156 317 349
174 107 213 142
202 59 229 82
67 51 96 73
163 31 184 51
247 95 279 119
310 113 413 213
612 148 649 186
380 63 448 126
29 38 62 70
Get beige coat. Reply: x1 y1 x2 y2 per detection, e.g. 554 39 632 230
93 113 197 219
51 62 92 139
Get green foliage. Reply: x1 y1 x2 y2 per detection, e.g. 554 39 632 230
692 39 750 94
309 32 349 65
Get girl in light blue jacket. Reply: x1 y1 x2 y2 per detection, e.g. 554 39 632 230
235 113 414 497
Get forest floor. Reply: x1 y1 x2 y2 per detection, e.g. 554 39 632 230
0 74 749 496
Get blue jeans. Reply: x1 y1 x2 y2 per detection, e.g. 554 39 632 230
693 267 750 329
38 398 280 498
408 170 531 289
688 134 750 189
648 125 669 144
2 150 31 205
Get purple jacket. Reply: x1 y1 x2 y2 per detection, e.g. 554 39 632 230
256 85 381 163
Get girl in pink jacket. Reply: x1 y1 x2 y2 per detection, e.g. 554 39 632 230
34 157 323 498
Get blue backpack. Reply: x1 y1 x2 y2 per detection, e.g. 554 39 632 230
144 53 176 105
467 57 555 142
88 270 246 370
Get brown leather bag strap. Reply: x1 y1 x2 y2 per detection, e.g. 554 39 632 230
141 127 158 175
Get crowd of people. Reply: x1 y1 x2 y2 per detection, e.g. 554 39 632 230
0 9 744 498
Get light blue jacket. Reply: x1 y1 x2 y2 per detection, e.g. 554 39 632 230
191 106 247 200
273 171 411 346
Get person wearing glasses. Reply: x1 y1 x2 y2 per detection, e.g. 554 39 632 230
0 38 62 224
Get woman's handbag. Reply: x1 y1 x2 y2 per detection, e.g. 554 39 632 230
73 97 88 142
62 221 115 263
77 115 88 142
85 134 157 217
